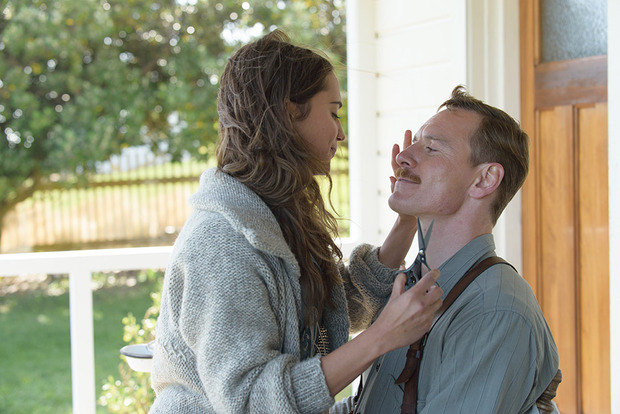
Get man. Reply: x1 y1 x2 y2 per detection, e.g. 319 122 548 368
352 86 559 413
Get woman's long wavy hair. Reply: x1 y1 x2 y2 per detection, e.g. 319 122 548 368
216 30 343 325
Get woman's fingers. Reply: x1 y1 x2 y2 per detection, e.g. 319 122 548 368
403 129 413 148
390 272 407 301
413 269 442 298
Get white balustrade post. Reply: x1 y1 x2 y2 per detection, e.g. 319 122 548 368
0 246 173 412
69 269 96 414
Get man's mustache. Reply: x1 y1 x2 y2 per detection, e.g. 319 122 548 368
395 168 421 184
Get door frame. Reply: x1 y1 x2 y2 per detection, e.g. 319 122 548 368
608 1 620 411
458 0 620 410
519 0 614 412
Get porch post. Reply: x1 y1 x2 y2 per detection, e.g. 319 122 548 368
466 0 523 273
346 0 381 246
69 269 96 414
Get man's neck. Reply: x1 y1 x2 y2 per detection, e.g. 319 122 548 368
419 216 494 270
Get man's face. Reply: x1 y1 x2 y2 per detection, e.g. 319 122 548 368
388 108 483 219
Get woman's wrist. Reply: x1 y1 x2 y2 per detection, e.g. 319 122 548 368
377 216 417 268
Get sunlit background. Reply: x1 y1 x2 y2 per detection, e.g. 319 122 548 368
0 1 349 412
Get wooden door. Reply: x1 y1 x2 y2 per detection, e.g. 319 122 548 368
519 1 609 413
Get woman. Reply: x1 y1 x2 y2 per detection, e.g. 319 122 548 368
149 30 442 414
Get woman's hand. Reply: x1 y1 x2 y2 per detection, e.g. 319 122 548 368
378 129 418 267
390 129 414 193
389 130 417 232
320 269 442 396
369 269 442 353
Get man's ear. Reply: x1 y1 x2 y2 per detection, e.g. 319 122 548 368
470 163 504 199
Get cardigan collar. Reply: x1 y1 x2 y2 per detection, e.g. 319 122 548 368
189 168 298 266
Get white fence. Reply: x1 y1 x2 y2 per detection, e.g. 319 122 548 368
0 246 173 414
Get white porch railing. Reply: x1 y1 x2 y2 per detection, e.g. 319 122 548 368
0 241 355 413
0 246 173 414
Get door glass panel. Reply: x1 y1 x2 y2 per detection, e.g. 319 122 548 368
540 0 607 62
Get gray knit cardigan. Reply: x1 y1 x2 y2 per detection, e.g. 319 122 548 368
149 168 397 414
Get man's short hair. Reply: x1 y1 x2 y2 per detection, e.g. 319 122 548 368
439 86 530 224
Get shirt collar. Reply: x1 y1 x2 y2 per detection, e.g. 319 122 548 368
435 234 496 299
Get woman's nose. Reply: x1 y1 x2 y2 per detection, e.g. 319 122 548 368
337 124 346 141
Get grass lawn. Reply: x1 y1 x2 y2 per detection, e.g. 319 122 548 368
0 273 353 413
0 275 157 414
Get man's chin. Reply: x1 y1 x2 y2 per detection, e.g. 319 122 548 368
387 193 403 212
388 192 418 215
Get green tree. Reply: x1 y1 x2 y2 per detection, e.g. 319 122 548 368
0 0 346 247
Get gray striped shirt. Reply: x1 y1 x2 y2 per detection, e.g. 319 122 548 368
353 234 559 414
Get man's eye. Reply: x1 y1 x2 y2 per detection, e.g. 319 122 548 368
425 146 436 152
332 113 341 119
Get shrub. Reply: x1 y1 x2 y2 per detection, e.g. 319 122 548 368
98 270 162 413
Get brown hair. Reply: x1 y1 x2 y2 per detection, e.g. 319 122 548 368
216 29 342 325
439 85 530 224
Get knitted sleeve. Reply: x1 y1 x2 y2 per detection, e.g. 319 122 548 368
339 244 398 333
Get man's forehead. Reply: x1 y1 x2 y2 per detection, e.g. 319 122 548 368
416 108 480 140
414 111 450 139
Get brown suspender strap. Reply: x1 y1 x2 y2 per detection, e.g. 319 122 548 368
395 256 510 414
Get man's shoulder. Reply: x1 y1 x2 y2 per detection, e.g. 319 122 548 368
451 261 542 322
438 263 555 359
481 261 535 297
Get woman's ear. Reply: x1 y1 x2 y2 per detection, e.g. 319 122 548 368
470 163 504 199
286 99 299 120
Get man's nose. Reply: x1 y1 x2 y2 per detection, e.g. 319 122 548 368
395 143 417 167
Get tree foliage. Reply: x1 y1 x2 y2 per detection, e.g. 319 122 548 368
0 0 346 229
